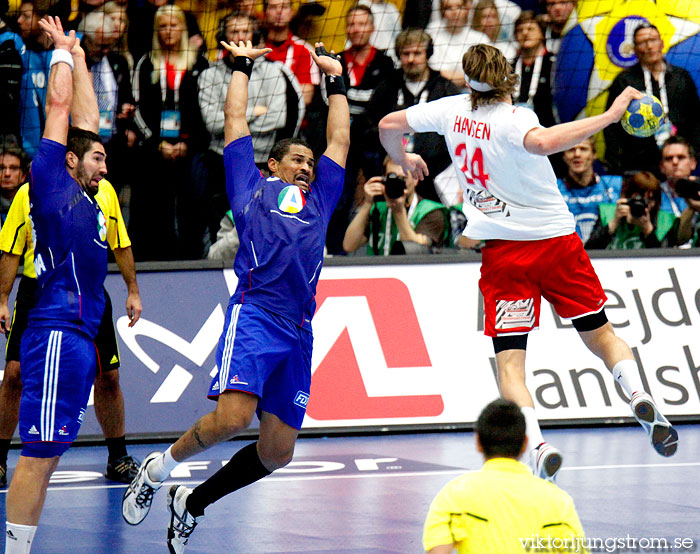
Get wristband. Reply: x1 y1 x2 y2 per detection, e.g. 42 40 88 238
50 49 74 71
325 74 346 97
232 56 254 78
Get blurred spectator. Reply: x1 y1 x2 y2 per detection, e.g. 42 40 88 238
449 202 482 250
426 0 491 88
263 0 319 106
541 0 574 55
364 28 460 203
131 4 209 260
472 0 517 61
343 158 448 255
103 1 133 69
0 4 23 141
658 136 696 216
512 11 563 175
357 0 400 54
422 399 588 554
604 22 700 177
412 0 520 41
206 209 240 260
199 11 291 249
0 142 28 223
585 171 678 250
79 10 137 192
324 3 395 255
16 0 52 157
557 138 621 243
63 0 108 31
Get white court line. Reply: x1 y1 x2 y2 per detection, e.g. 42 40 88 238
0 461 697 494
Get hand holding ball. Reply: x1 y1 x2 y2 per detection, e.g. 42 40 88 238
621 95 665 138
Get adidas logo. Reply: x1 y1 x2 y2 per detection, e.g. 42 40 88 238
212 382 220 391
28 425 39 435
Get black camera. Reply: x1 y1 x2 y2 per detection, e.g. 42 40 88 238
674 178 700 199
626 196 648 218
383 172 406 200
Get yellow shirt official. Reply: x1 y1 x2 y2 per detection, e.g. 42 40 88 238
0 180 130 278
423 458 588 554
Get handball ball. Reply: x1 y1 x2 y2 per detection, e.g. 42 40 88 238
621 95 665 138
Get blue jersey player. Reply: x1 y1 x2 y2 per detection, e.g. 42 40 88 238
5 17 109 554
123 39 350 552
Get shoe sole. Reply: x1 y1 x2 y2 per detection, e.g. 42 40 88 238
634 399 678 457
540 451 563 481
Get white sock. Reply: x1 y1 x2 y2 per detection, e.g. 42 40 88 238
5 522 36 554
147 446 179 483
521 406 545 452
612 359 645 397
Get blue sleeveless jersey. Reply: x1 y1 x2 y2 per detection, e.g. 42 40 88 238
27 139 107 339
224 136 344 328
557 174 622 243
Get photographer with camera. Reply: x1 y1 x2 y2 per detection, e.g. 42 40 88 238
657 136 700 247
343 157 448 255
585 170 678 249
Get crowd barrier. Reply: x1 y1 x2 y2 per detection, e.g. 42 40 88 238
10 250 697 442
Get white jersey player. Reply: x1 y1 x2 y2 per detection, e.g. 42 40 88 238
378 43 678 481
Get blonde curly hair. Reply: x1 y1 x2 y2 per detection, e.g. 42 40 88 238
462 44 519 110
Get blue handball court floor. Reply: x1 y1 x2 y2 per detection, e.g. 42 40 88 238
0 424 698 553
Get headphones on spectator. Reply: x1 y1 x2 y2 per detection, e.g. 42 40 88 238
395 29 434 59
216 13 262 48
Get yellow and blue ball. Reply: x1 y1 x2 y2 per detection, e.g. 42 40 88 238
620 94 665 138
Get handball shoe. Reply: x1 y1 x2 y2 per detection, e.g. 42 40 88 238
105 455 140 483
167 485 203 554
530 442 563 482
631 392 678 457
122 452 163 525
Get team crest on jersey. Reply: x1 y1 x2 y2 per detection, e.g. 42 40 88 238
97 210 107 241
277 186 306 214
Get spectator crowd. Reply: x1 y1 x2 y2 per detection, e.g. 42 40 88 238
0 0 699 261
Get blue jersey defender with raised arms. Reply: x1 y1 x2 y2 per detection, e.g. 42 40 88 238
4 17 111 554
123 39 350 553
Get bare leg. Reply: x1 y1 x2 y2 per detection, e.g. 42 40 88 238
578 322 633 370
6 455 60 525
495 349 533 408
257 410 299 471
93 370 125 439
0 361 22 439
170 390 258 462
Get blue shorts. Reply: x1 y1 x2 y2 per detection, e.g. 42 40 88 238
208 303 313 430
19 329 96 457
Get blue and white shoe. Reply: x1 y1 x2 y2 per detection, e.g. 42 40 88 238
631 392 678 457
167 485 203 554
122 452 164 525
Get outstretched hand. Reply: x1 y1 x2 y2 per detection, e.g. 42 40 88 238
608 86 644 122
38 15 75 52
219 40 272 60
399 153 429 181
71 37 85 60
311 42 342 76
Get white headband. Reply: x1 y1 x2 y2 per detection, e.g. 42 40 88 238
465 77 493 92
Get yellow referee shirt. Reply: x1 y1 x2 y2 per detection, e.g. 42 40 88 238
0 180 130 278
423 458 589 554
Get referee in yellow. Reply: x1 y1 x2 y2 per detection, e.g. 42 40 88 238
423 399 589 554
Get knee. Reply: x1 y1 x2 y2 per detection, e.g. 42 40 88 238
257 442 295 471
94 370 120 396
214 411 253 440
1 361 22 392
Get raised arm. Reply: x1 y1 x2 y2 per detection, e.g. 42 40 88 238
524 86 643 156
220 40 272 147
310 44 350 168
379 110 429 181
38 16 77 145
69 38 99 133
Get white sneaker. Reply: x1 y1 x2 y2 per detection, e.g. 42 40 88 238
530 442 563 482
630 392 678 457
122 452 164 525
167 485 203 554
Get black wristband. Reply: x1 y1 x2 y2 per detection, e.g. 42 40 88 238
325 74 346 97
232 56 254 78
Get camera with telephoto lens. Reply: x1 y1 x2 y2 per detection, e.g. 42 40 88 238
674 178 700 200
626 196 648 218
383 172 406 199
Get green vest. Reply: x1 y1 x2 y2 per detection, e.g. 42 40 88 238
366 198 448 255
598 203 675 249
